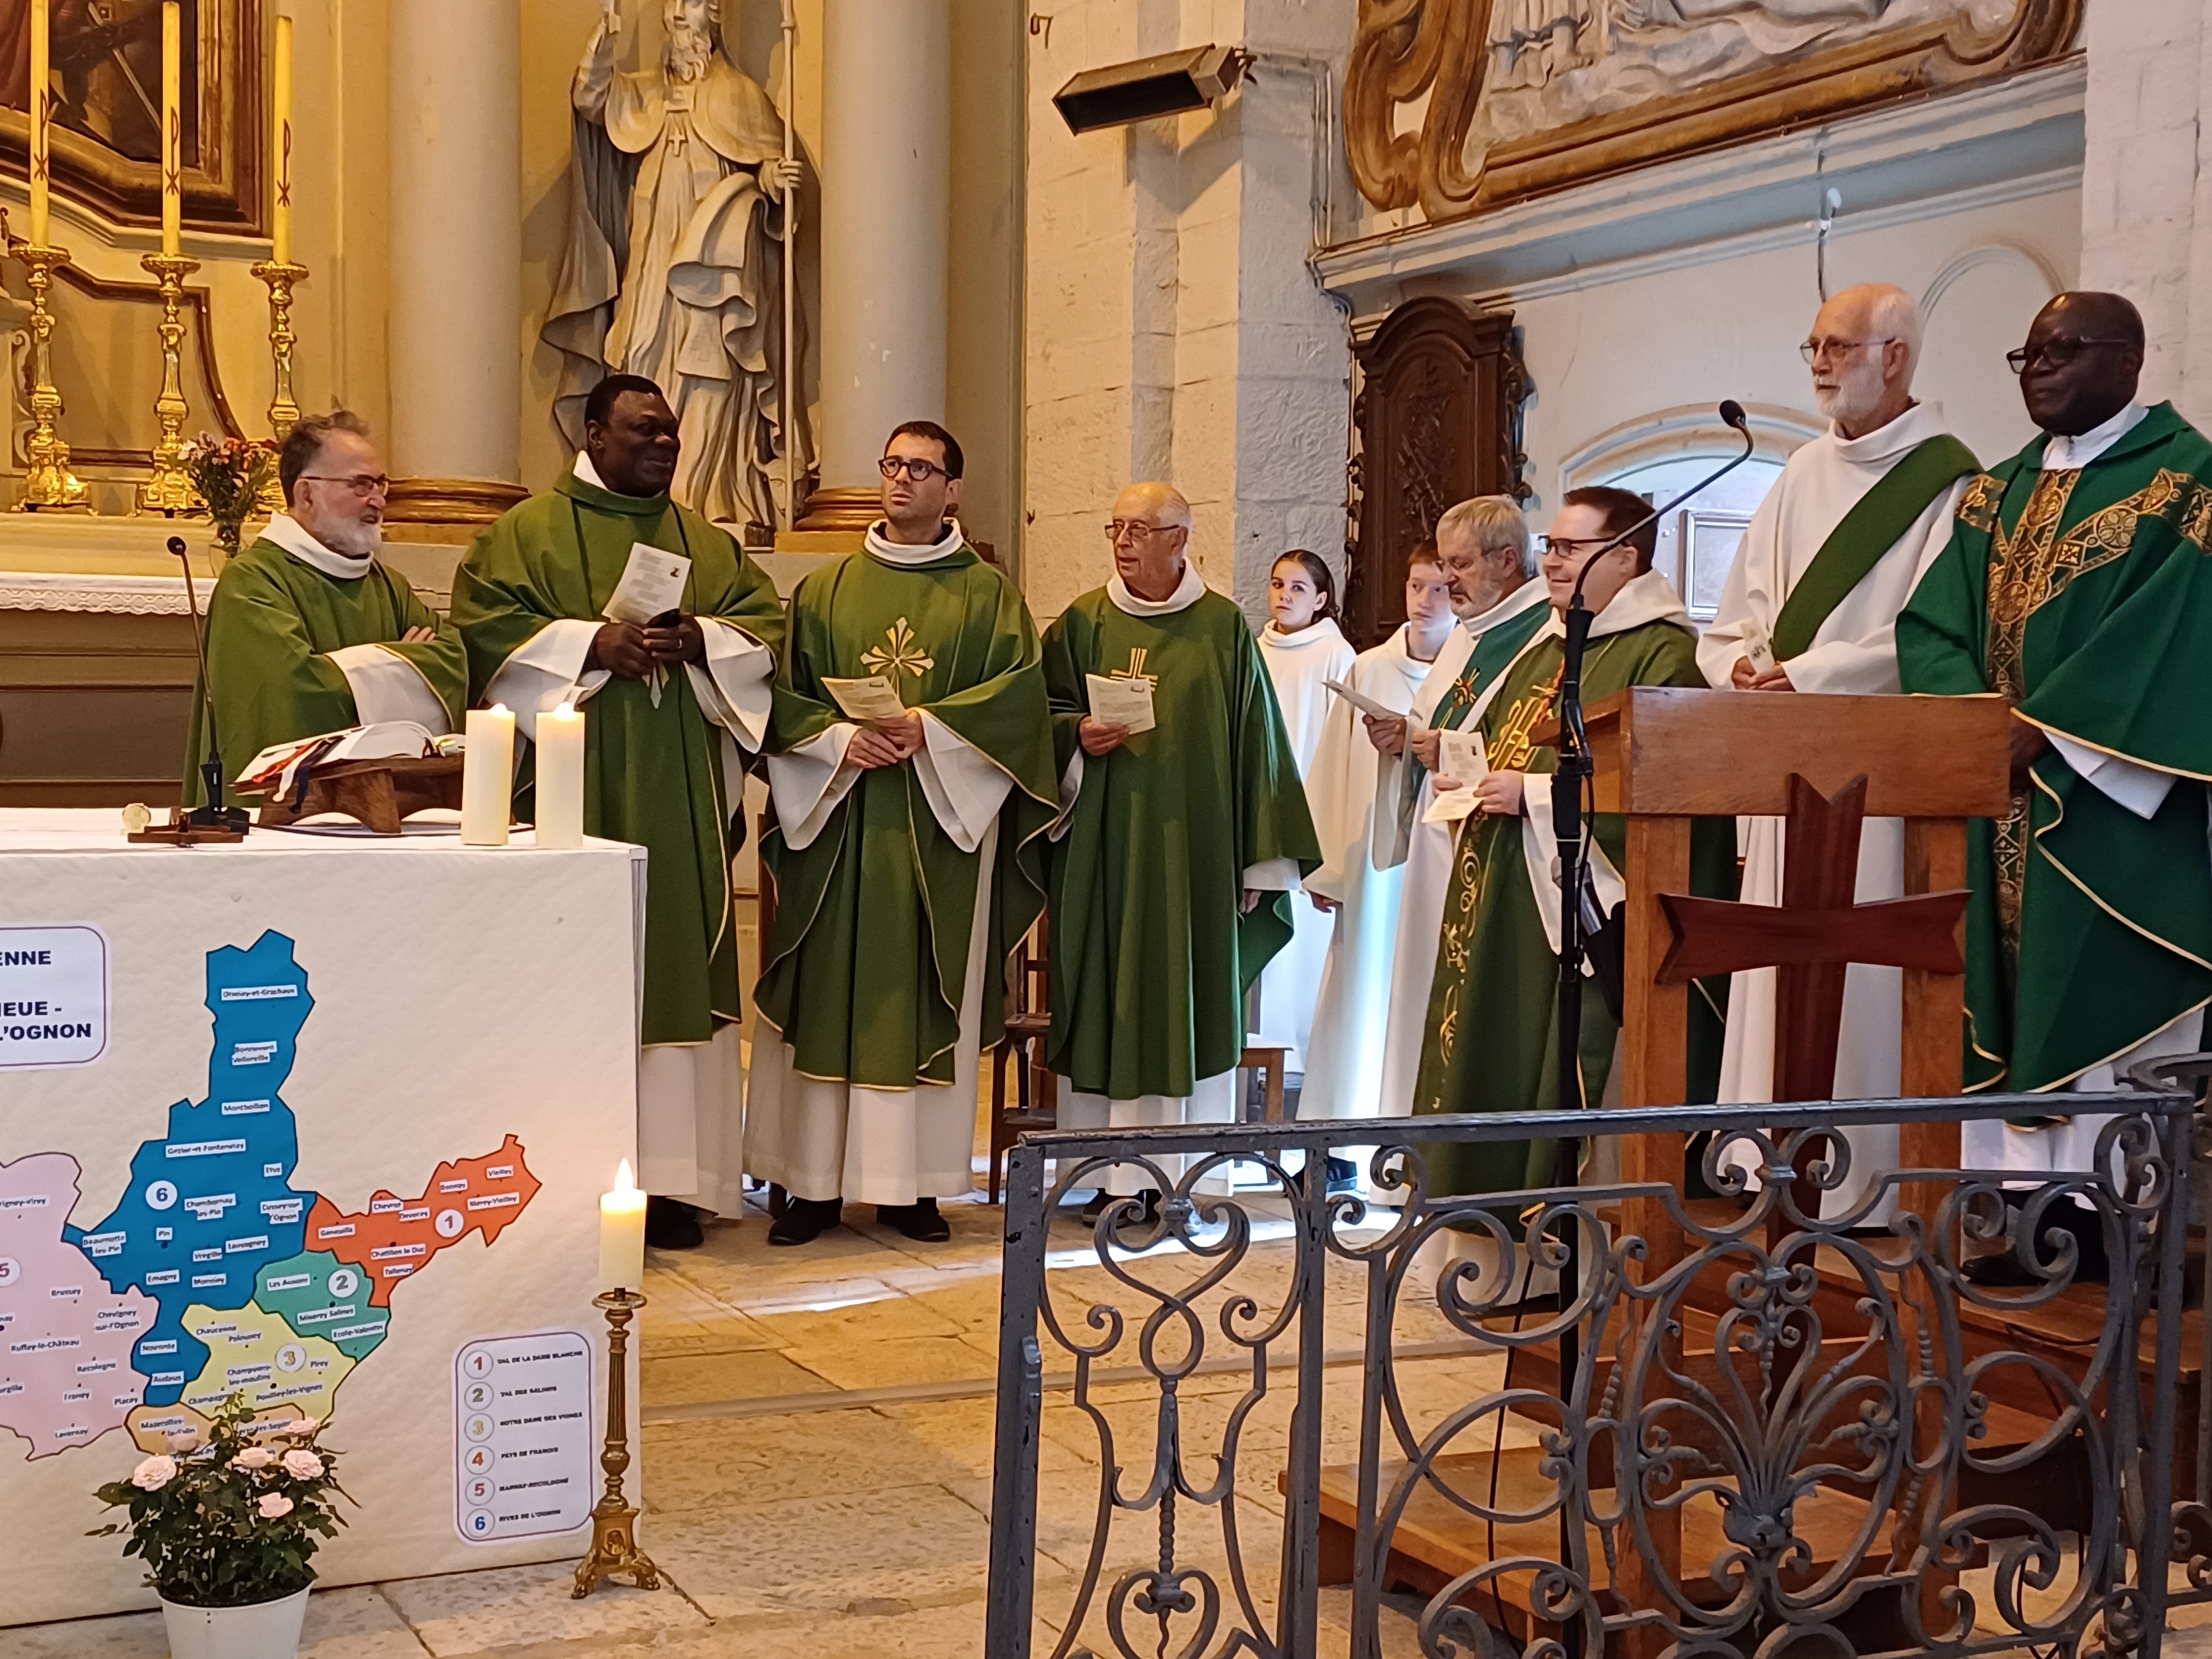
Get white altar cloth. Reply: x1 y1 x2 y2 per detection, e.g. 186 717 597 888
0 810 645 1624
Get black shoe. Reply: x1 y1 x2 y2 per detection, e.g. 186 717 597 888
645 1196 705 1251
1324 1156 1359 1195
1079 1187 1162 1236
878 1198 952 1243
766 1196 842 1246
1965 1198 2110 1286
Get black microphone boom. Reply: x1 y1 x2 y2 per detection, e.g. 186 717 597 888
173 535 251 834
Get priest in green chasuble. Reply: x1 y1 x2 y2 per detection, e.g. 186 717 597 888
1899 291 2212 1234
450 374 784 1248
1043 484 1322 1217
185 412 466 806
1412 487 1733 1199
744 422 1057 1247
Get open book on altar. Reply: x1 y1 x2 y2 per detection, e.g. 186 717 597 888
236 721 450 799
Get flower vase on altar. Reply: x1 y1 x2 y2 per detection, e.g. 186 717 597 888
180 435 279 567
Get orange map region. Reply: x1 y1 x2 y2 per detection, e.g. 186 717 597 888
302 1136 540 1308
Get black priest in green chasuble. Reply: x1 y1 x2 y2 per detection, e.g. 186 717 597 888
744 424 1057 1248
186 413 467 807
1042 484 1322 1203
450 377 784 1235
1411 489 1734 1204
1900 292 2212 1182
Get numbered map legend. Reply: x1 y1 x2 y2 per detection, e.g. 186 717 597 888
454 1331 594 1544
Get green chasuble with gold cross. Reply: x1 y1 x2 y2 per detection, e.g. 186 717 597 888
1412 573 1735 1198
1041 578 1323 1100
184 535 468 807
449 470 785 1047
753 536 1058 1088
1898 401 2212 1093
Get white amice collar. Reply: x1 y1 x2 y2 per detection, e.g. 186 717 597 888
1829 400 1947 465
263 511 375 580
1108 560 1207 617
573 450 607 489
1462 575 1549 638
1533 569 1694 644
2042 401 2148 471
1260 615 1345 651
864 517 967 566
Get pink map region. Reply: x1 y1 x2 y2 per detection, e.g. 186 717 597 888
0 1153 155 1459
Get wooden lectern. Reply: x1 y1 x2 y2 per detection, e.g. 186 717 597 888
1572 687 2013 1270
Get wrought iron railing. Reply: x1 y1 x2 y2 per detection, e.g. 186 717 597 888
984 1093 2194 1659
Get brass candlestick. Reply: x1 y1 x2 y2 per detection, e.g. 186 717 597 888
572 1288 661 1598
135 252 201 516
248 258 306 515
10 234 88 512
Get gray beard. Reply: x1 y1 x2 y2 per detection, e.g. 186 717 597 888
319 517 383 559
1815 359 1886 426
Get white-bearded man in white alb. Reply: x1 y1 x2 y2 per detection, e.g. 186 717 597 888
1698 283 1979 1222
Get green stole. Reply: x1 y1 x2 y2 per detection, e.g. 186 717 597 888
1770 433 1980 660
1898 402 2212 1092
1408 597 1553 812
450 472 785 1046
755 543 1058 1089
185 537 467 807
1042 587 1323 1100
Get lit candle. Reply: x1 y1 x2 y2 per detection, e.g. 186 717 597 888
599 1160 646 1292
534 702 586 849
27 0 48 248
270 4 291 265
461 705 515 847
159 0 181 257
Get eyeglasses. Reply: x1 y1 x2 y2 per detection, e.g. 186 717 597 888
1798 336 1897 364
878 456 948 482
296 473 390 496
1104 519 1182 542
1534 535 1611 557
2005 337 2133 374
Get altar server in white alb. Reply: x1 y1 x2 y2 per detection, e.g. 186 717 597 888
1365 499 1550 1123
1248 551 1356 1071
1300 543 1461 1128
1698 283 1979 1220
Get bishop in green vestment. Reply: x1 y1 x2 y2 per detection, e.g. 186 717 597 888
185 413 465 806
1043 484 1322 1203
449 377 784 1233
1412 490 1733 1202
1898 291 2212 1183
744 424 1057 1246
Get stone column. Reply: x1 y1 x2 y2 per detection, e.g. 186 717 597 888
384 0 526 523
798 0 951 530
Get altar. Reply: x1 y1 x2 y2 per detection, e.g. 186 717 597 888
0 811 645 1626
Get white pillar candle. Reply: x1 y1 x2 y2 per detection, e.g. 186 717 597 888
460 705 514 847
159 0 181 257
271 7 293 265
599 1159 646 1292
28 0 49 248
534 702 586 849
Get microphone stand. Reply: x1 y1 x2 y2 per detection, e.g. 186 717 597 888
173 535 251 836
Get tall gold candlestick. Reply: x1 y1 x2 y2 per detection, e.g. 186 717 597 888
159 0 181 258
4 216 87 512
135 252 201 515
571 1290 661 1599
249 258 306 513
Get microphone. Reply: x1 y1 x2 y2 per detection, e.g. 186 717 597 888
172 535 250 834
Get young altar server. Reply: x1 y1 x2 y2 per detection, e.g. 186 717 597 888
1900 291 2212 1277
1698 284 1978 1221
744 423 1057 1248
1366 500 1550 1124
1300 545 1460 1129
1248 552 1356 1073
1411 488 1733 1196
1044 484 1322 1220
185 412 466 806
450 374 784 1250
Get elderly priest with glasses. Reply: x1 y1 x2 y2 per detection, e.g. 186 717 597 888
185 411 467 807
451 373 785 1251
1900 291 2212 1280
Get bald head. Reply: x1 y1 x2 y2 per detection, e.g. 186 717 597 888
1807 283 1921 437
1109 482 1193 601
2017 291 2145 435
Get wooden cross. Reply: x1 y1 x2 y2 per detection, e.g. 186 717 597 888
1652 773 1969 1222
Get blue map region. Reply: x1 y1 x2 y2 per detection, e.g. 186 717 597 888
65 931 321 1406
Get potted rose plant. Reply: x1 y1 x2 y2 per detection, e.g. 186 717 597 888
91 1393 349 1659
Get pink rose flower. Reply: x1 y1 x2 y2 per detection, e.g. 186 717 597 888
282 1449 324 1480
257 1492 294 1519
130 1455 177 1491
231 1447 276 1470
165 1429 201 1453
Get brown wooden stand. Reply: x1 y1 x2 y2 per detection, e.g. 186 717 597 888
257 755 465 835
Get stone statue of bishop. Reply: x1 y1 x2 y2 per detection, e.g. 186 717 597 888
543 0 807 535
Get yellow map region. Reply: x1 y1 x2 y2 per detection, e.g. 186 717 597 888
176 1301 356 1423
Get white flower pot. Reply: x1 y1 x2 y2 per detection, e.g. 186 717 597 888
158 1584 311 1659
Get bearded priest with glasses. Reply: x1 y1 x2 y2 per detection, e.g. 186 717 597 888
743 422 1058 1248
1900 291 2212 1277
1696 283 1979 1223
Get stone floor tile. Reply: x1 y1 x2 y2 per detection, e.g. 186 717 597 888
0 1585 425 1659
0 1608 168 1658
745 1290 968 1348
640 1347 837 1407
377 1561 708 1656
779 1331 1001 1392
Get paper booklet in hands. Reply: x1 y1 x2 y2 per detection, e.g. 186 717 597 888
1421 730 1490 823
1085 673 1156 734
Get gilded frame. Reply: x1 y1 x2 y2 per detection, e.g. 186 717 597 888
0 0 263 236
1345 0 2080 224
